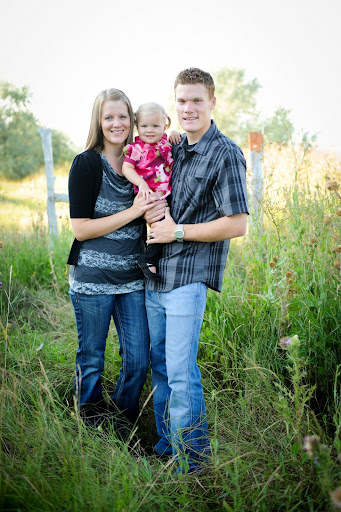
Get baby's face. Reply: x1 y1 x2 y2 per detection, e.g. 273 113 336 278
137 112 165 144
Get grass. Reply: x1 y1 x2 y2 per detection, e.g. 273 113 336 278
1 147 341 511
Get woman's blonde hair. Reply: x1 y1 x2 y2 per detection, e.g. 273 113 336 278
85 89 134 152
135 102 171 130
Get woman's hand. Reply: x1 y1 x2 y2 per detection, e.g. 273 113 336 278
144 198 167 224
130 191 157 218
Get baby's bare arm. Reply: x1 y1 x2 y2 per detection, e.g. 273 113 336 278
122 161 152 200
122 161 145 187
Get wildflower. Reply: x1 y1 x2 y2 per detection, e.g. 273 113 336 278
280 334 300 351
286 271 293 278
334 245 341 253
269 260 276 268
279 336 291 349
310 236 318 244
336 208 341 217
303 435 320 458
327 180 339 191
334 258 341 269
323 215 332 224
288 334 300 349
0 241 3 248
330 488 341 511
272 256 279 263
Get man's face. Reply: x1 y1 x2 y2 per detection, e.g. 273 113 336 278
175 83 216 143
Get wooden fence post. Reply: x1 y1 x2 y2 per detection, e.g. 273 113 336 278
39 128 69 246
248 132 263 230
39 128 58 245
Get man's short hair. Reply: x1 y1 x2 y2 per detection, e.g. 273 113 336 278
174 68 215 99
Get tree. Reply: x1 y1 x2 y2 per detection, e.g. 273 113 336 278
0 81 75 180
50 129 76 166
263 107 295 145
0 82 43 179
212 68 261 145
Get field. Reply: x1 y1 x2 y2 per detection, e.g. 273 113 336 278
0 145 341 511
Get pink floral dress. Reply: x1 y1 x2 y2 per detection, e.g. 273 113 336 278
123 134 173 199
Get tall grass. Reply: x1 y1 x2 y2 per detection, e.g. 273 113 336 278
0 148 341 511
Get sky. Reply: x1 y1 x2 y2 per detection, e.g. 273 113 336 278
1 0 340 150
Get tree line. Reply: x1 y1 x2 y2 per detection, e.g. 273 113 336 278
0 81 75 180
0 70 316 180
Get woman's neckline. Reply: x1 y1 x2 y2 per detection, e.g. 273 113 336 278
101 151 124 176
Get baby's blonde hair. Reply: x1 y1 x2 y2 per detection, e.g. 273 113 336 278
135 102 171 130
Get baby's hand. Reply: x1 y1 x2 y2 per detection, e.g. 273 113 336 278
138 180 153 200
168 130 183 145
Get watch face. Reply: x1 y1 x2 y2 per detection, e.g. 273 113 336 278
175 226 184 241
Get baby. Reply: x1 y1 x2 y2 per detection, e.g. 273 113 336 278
122 102 177 282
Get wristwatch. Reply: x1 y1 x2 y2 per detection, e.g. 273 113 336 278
174 224 184 242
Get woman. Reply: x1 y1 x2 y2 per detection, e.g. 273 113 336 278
67 89 155 430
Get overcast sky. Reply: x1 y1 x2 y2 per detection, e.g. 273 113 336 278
1 0 340 150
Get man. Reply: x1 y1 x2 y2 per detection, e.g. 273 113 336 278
145 68 249 473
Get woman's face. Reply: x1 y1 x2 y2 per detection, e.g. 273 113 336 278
101 100 131 148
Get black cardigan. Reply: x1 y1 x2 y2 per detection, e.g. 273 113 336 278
67 149 103 265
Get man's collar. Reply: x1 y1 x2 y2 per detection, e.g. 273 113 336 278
179 120 217 155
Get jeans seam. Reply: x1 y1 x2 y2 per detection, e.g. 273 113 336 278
113 299 126 404
72 293 83 405
187 283 201 431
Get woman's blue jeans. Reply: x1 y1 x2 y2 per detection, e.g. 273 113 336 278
69 289 150 423
145 282 210 469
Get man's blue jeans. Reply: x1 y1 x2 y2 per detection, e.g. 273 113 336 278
145 282 210 468
69 289 150 423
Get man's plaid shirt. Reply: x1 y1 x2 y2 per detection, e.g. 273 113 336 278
146 121 249 293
